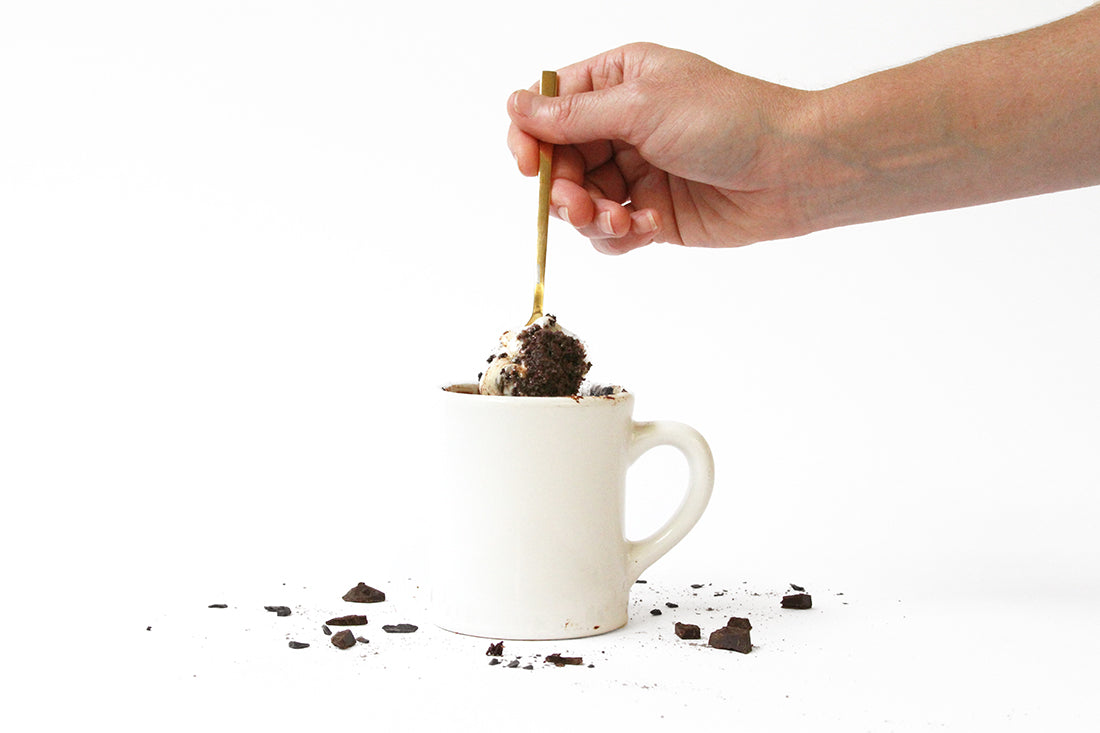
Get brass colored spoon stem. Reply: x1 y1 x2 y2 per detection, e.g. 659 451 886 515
527 70 558 326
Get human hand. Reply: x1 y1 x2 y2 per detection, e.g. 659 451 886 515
506 43 815 254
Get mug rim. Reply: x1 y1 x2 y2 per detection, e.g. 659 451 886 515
441 382 631 405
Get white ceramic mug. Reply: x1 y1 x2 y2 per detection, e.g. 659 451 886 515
432 384 714 640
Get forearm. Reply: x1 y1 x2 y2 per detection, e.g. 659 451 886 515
790 4 1100 232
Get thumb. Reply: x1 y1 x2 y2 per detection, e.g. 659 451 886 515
508 87 636 145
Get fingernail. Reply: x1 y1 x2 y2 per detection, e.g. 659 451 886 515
597 211 614 235
559 207 571 225
511 89 537 117
635 210 658 233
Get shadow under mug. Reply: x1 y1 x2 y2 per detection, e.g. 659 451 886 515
432 384 714 640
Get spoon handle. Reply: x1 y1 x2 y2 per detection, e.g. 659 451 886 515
528 70 558 326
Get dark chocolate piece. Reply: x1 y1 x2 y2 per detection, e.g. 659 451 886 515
781 593 813 609
264 606 292 617
506 660 520 668
665 602 679 608
322 625 332 636
326 615 368 626
523 664 534 670
342 583 386 604
650 608 662 616
486 642 504 656
331 630 356 649
690 584 705 589
208 604 228 609
355 636 369 644
288 641 309 649
790 583 806 592
545 653 583 667
674 622 701 640
635 579 647 584
382 623 418 633
489 658 501 666
726 616 752 630
709 626 752 653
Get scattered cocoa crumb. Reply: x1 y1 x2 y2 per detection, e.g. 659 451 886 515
545 653 584 667
342 583 386 604
674 622 701 640
709 626 751 653
781 593 813 609
331 630 356 649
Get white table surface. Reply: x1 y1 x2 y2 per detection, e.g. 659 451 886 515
4 2 1097 730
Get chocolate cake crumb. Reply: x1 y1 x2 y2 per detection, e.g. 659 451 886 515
208 604 228 609
382 624 418 633
486 642 504 656
675 622 701 640
709 626 752 653
265 606 291 617
512 321 590 397
322 625 332 636
331 630 356 649
781 593 813 609
545 653 583 667
342 583 386 604
288 641 309 649
326 615 368 626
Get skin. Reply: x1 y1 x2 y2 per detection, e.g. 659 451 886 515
506 3 1100 254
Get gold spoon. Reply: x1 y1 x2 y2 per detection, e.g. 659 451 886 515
526 70 558 326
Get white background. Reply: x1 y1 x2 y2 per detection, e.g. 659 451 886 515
2 1 1097 730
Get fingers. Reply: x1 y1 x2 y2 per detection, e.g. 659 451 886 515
507 85 638 148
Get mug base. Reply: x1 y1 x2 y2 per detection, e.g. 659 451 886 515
433 619 627 641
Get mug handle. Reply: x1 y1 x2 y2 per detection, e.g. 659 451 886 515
625 420 715 583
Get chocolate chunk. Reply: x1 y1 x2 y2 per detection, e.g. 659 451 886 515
322 625 332 636
486 642 504 656
545 653 583 667
264 606 292 617
355 636 369 644
665 602 679 608
790 583 806 592
208 604 228 609
488 658 501 666
674 622 701 640
382 624 418 633
690 584 705 589
288 641 309 649
523 664 534 670
781 593 813 609
331 630 356 649
326 615 368 626
709 626 752 653
506 660 520 668
726 616 752 630
342 583 386 604
650 608 662 616
635 579 647 584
